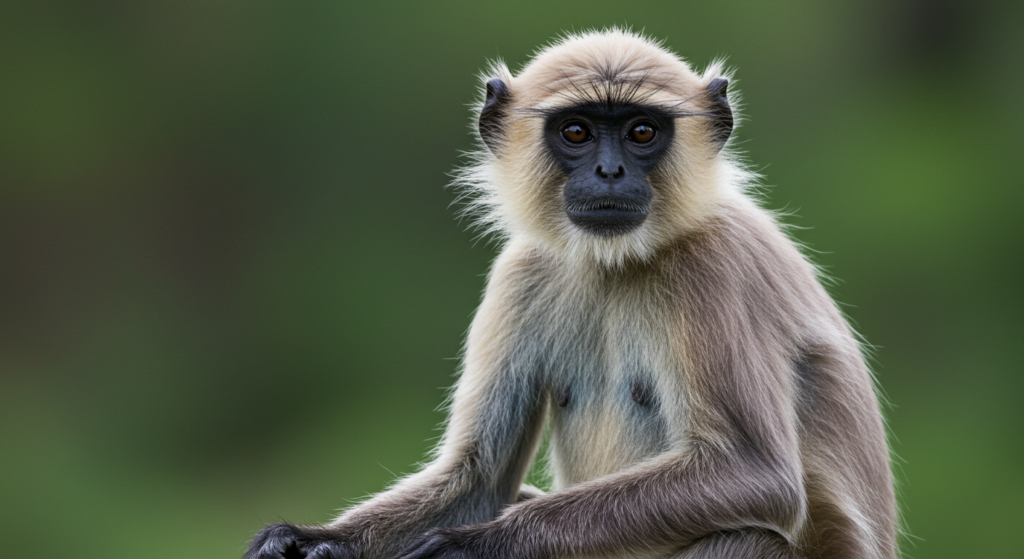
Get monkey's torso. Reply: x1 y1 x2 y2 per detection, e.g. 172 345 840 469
475 198 896 558
500 246 683 487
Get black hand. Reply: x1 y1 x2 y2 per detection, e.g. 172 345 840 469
244 523 355 559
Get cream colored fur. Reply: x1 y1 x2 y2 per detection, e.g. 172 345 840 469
245 29 896 559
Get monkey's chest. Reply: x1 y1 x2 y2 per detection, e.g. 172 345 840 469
528 310 679 488
547 369 671 487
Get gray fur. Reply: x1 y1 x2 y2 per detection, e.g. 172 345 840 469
243 30 895 559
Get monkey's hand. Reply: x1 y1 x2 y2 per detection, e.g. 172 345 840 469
396 526 486 559
243 523 357 559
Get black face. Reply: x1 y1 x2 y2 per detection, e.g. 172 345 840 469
543 104 675 236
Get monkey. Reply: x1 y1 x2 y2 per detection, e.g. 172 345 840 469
244 29 897 559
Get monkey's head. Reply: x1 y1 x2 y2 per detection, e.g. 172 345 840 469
462 29 746 266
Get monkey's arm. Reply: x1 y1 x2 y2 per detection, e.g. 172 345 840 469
245 375 546 559
243 279 548 559
397 389 805 559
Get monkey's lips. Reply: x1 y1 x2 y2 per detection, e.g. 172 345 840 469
566 199 649 236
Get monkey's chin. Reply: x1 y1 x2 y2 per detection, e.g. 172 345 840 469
567 209 648 237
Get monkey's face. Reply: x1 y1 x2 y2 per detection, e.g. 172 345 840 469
542 104 675 237
468 31 737 264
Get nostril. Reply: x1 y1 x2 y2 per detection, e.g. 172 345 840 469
596 165 608 178
613 165 624 178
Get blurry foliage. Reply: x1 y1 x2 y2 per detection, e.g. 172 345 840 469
0 1 1022 558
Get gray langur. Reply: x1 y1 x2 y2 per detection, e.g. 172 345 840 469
244 29 897 559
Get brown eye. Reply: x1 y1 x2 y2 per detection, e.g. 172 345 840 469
628 123 656 144
561 123 590 144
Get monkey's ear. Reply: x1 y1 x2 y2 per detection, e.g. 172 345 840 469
479 78 512 155
705 78 733 151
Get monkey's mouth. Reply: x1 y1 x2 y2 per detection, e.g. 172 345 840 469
565 198 649 236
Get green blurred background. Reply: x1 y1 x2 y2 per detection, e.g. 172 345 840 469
1 1 1021 558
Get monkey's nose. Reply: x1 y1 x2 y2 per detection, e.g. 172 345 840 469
596 165 625 179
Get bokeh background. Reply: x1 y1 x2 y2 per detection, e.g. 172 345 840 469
1 1 1022 558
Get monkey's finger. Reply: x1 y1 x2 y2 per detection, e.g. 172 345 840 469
306 540 352 559
243 523 303 559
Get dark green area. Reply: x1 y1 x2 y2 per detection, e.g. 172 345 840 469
1 2 1021 558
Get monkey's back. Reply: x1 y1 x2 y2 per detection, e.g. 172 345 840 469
711 202 897 559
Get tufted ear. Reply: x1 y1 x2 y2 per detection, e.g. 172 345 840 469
478 78 512 154
704 78 733 151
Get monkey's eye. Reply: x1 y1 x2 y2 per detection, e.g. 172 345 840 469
628 123 656 144
561 123 591 144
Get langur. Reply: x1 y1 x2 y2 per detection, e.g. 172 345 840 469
245 29 897 559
